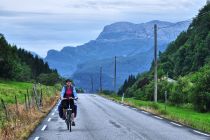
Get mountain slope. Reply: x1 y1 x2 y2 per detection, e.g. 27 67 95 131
45 20 190 90
120 4 210 112
159 5 210 78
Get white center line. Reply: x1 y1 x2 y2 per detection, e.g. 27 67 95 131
52 112 55 116
41 125 47 131
170 122 182 127
193 130 210 137
48 118 51 122
141 111 149 114
132 108 137 110
34 137 39 140
154 116 163 120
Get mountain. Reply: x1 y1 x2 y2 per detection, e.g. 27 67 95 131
30 51 42 58
119 4 210 112
45 20 190 91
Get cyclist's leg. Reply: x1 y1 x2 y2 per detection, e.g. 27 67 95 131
69 100 75 122
61 100 69 119
63 108 67 119
58 103 63 118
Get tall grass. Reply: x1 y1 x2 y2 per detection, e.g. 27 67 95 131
0 80 60 140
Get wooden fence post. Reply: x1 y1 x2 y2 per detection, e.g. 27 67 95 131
1 98 8 120
33 84 42 112
15 95 19 115
24 94 28 111
40 88 43 107
27 89 30 109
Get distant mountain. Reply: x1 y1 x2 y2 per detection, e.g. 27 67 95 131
45 20 190 91
30 51 42 58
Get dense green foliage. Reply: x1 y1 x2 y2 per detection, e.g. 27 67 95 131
118 4 210 112
117 74 136 96
159 4 210 78
0 34 60 85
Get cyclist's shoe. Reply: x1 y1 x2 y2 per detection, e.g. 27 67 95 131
72 121 75 126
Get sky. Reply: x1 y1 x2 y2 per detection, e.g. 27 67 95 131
0 0 207 57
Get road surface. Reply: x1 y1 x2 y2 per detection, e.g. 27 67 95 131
28 94 210 140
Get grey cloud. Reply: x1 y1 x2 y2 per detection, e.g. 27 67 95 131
66 1 184 10
0 10 54 17
0 0 206 57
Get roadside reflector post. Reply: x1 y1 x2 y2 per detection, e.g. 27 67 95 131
121 93 124 103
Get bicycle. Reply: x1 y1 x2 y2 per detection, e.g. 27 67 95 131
61 97 77 132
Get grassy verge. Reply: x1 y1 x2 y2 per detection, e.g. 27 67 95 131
100 94 210 134
0 80 60 140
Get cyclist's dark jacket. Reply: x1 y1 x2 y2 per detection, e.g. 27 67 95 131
60 85 78 99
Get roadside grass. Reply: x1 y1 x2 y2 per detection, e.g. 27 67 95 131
0 80 60 140
101 94 210 134
0 80 57 104
0 80 33 103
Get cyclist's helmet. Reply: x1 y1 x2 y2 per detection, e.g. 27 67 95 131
65 79 72 83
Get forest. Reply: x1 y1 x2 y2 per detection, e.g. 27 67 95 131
118 4 210 112
0 34 60 85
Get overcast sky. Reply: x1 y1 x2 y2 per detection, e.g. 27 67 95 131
0 0 207 57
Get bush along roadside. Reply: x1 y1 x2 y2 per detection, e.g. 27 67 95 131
0 82 60 140
100 93 210 134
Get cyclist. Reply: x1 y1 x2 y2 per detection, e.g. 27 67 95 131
58 79 78 126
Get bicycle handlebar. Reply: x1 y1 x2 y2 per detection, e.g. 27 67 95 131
62 97 78 100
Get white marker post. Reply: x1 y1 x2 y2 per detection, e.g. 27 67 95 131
121 93 124 103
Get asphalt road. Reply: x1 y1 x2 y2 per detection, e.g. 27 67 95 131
28 94 210 140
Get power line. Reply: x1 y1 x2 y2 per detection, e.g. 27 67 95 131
128 10 210 57
157 19 192 30
158 10 210 30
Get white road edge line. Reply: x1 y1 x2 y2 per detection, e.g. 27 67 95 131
193 130 210 137
34 137 39 140
48 118 51 122
154 116 163 120
41 125 47 131
170 122 182 127
141 111 149 114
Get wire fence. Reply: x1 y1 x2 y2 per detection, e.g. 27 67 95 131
0 83 57 127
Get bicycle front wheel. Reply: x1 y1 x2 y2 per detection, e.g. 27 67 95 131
67 109 72 132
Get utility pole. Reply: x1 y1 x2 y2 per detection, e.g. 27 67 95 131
100 66 102 93
114 56 117 93
154 24 158 102
90 76 94 93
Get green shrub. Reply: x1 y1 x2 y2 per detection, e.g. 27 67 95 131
102 90 115 95
190 66 210 112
